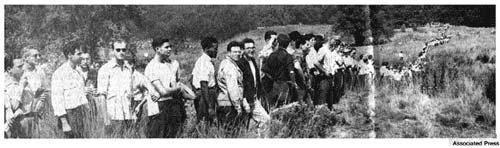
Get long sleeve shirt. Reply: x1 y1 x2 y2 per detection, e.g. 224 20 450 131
216 58 245 111
51 62 88 117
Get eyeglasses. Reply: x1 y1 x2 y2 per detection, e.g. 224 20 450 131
245 47 256 50
115 48 127 52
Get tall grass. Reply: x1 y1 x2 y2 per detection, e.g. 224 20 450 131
23 25 376 138
374 26 496 138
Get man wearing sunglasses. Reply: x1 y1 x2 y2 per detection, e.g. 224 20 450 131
97 40 138 138
18 48 49 138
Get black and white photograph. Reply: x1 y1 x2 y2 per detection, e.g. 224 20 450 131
1 2 497 145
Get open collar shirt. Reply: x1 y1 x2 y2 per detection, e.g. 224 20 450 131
51 62 89 117
97 59 136 120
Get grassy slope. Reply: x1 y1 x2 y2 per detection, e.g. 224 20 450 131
374 26 496 138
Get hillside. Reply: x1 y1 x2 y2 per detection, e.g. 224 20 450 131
374 25 496 138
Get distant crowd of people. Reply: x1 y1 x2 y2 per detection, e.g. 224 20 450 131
4 30 376 138
378 25 452 86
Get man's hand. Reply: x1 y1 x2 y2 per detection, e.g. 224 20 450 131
288 81 299 90
208 108 216 118
84 87 96 96
60 117 72 132
133 105 142 115
242 99 251 114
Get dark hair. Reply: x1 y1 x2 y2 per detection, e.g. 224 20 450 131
359 54 364 60
304 33 314 41
313 41 324 51
201 36 218 50
152 37 170 50
227 41 243 52
288 31 301 41
314 35 324 42
5 53 13 71
63 40 82 59
264 31 277 41
277 34 291 49
295 35 307 49
242 38 255 45
112 39 127 49
382 61 389 66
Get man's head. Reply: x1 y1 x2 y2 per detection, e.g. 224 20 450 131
201 36 219 58
304 33 315 48
152 37 172 60
226 41 243 61
288 31 301 42
63 41 84 65
295 35 307 50
288 31 301 50
264 30 278 49
80 52 92 70
264 30 278 42
242 38 256 58
124 48 137 68
277 34 291 50
23 48 41 66
112 40 128 60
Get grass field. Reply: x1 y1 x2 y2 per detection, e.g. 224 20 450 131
15 24 495 138
374 25 496 138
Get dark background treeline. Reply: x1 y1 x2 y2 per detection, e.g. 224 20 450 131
5 5 495 60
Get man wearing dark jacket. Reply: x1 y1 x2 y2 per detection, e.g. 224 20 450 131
237 38 270 135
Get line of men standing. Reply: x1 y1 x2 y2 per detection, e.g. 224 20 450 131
5 30 370 138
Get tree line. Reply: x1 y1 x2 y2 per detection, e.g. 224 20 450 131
5 5 495 61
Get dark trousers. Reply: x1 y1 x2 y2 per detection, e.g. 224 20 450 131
266 81 291 110
194 87 218 123
147 99 187 138
216 106 248 137
317 76 333 107
63 105 89 138
332 72 345 105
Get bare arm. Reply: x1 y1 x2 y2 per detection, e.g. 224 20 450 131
151 80 180 98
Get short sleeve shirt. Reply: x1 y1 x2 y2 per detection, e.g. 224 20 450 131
192 53 216 89
145 59 179 101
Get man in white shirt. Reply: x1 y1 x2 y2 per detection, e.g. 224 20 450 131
97 40 138 138
51 41 92 138
314 37 342 110
18 48 49 138
4 55 29 138
192 36 218 123
77 52 99 120
145 37 185 138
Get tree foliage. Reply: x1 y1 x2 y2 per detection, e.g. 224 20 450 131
5 5 495 58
